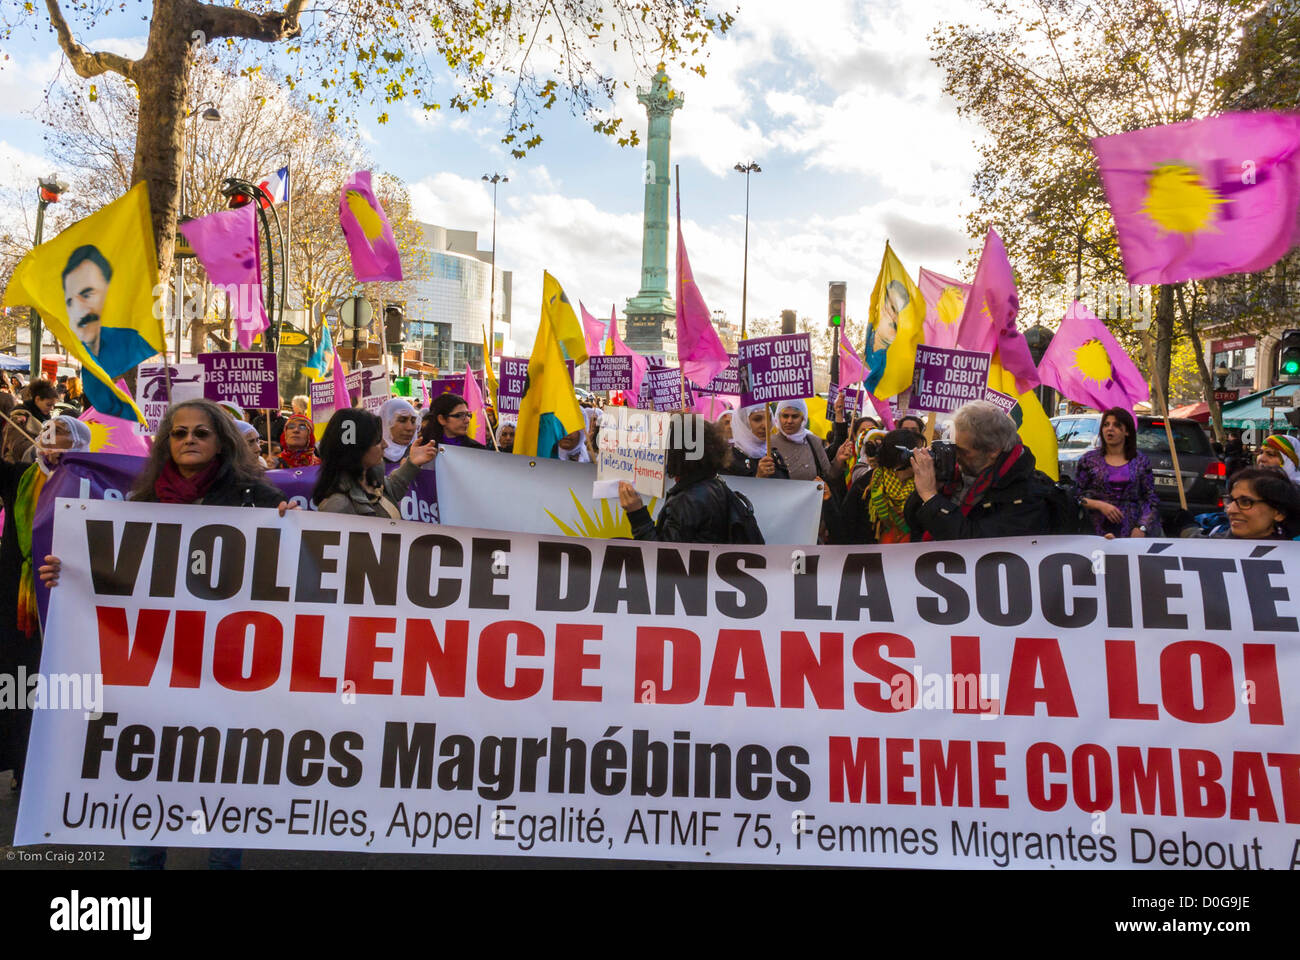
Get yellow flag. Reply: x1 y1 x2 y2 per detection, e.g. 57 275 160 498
989 356 1058 481
481 325 499 409
514 272 586 457
866 242 927 400
3 183 164 422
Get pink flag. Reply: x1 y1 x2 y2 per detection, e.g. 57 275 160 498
693 393 738 418
607 305 648 397
420 376 430 404
178 205 269 349
838 336 866 387
331 342 351 412
579 301 607 358
1039 301 1149 415
339 170 403 283
918 267 970 350
78 406 152 456
674 191 729 389
1092 112 1300 284
955 228 1040 392
461 365 488 444
866 390 895 431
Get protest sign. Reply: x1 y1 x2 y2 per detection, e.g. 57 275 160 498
984 388 1019 416
648 366 692 411
134 362 203 434
910 345 992 414
21 509 1300 869
27 453 439 625
737 334 814 406
497 358 529 414
825 383 868 421
200 352 280 411
436 446 821 544
694 354 739 395
308 379 343 427
346 364 391 413
593 406 669 500
588 355 634 393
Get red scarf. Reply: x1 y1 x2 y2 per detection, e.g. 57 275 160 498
155 457 223 504
957 443 1025 515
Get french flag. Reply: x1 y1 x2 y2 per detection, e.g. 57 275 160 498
256 165 289 207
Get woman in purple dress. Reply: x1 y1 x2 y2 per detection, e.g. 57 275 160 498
1074 406 1160 538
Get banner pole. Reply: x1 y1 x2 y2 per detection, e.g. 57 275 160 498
1143 328 1187 511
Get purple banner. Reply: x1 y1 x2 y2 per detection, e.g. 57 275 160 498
588 355 633 392
693 353 739 395
31 452 439 626
495 357 574 413
910 344 992 414
647 365 692 411
199 352 280 410
825 382 869 421
737 334 813 407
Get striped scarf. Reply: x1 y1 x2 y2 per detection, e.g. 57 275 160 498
957 443 1025 516
868 467 914 541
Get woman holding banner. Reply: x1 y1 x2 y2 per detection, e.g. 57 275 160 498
38 399 296 868
315 408 437 517
723 403 788 479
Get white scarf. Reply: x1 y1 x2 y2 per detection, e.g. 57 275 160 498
557 429 591 462
775 399 811 444
380 398 417 462
732 402 770 460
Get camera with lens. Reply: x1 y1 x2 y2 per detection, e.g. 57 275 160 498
861 438 881 459
891 438 959 484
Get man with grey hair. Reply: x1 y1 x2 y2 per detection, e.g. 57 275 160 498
904 400 1052 540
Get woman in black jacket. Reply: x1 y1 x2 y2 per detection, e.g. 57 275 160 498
618 416 762 543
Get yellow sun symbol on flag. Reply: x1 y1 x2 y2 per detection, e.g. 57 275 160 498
1073 338 1114 386
546 489 660 539
937 286 965 325
1140 163 1227 235
83 417 116 453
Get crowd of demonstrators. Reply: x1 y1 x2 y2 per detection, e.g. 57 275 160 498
1074 407 1160 538
314 408 436 517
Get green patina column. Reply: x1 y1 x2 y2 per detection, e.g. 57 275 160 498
623 65 682 363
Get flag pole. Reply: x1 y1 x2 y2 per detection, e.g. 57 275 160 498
1142 325 1188 512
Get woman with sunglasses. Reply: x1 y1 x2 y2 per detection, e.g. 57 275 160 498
315 408 437 516
418 392 488 449
38 399 294 869
1183 467 1300 540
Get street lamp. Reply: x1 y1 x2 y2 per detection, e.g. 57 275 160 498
177 101 223 360
482 173 508 370
30 174 68 379
1214 361 1230 390
733 161 761 340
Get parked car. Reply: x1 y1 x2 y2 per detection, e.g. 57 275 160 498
1051 414 1226 521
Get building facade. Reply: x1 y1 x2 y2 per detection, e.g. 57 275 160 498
406 222 512 375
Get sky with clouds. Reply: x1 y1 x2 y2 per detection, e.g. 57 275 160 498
0 0 992 351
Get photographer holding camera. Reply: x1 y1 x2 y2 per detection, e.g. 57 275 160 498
904 400 1051 541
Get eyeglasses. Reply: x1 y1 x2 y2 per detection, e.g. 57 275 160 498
444 412 471 419
1226 495 1267 510
169 426 214 441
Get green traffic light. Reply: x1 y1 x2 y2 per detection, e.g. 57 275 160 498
1285 358 1300 375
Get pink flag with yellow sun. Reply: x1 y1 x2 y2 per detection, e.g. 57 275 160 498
1092 112 1300 284
918 267 969 350
1038 301 1149 416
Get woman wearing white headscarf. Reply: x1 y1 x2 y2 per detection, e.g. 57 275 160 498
379 398 419 463
556 424 591 462
723 402 789 479
234 419 268 469
771 399 845 484
495 415 517 453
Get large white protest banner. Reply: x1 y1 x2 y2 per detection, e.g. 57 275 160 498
19 499 1300 868
435 446 822 544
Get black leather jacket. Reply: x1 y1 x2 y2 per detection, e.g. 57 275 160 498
627 475 732 543
904 445 1050 541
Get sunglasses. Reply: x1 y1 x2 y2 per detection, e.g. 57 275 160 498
169 426 214 441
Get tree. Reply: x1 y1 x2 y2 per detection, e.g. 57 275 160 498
930 0 1294 437
37 51 425 358
4 0 733 287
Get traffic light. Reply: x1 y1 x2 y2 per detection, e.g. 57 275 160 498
1280 329 1300 379
384 305 405 348
828 281 846 329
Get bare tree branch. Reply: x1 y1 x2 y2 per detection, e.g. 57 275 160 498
196 0 311 42
44 0 139 79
